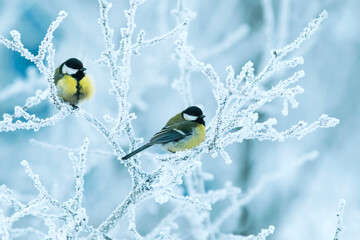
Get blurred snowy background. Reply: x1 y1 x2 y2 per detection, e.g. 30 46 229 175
0 0 359 239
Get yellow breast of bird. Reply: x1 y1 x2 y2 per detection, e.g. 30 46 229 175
79 75 94 100
56 75 78 104
56 75 94 105
163 124 206 152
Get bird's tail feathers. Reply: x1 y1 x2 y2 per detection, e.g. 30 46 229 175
122 143 153 160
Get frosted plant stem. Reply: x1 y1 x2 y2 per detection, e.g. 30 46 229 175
10 227 46 239
78 109 148 179
93 181 153 238
254 10 328 86
78 109 125 158
128 204 142 240
334 199 346 240
90 166 165 238
19 161 77 218
144 205 184 239
171 0 194 107
171 1 215 239
0 11 74 133
114 18 189 56
29 139 114 156
98 0 145 187
0 3 340 239
218 225 275 240
210 151 318 233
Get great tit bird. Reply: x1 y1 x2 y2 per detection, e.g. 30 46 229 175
122 106 206 160
54 58 94 107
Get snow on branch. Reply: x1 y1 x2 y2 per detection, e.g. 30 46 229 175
0 10 74 132
210 151 318 234
117 18 189 57
98 0 141 163
0 108 69 132
173 10 338 165
218 225 275 240
29 138 114 157
0 139 96 239
0 0 340 239
272 11 328 59
334 199 346 240
133 7 335 238
0 67 46 103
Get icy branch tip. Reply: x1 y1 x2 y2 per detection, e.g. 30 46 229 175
99 0 112 9
338 199 346 212
10 30 20 39
310 10 328 27
297 57 305 65
334 199 346 240
319 115 340 128
309 10 328 31
20 160 31 173
58 10 68 17
83 137 90 146
183 18 190 26
20 160 28 167
268 225 275 233
320 10 329 19
260 225 275 237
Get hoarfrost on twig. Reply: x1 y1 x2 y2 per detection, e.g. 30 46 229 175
210 150 319 234
0 0 340 239
334 199 346 240
219 225 275 240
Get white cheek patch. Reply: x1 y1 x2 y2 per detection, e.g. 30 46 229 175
62 65 78 75
183 113 197 121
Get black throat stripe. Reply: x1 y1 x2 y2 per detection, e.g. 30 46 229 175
73 72 85 100
75 81 81 100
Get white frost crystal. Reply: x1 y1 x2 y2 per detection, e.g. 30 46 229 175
0 1 340 239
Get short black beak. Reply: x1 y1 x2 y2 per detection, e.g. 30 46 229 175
80 67 86 71
200 115 205 118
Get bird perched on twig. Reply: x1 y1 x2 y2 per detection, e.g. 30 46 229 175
54 58 94 107
122 106 206 160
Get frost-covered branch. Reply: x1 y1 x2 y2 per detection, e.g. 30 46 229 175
0 10 74 132
98 0 144 174
92 8 338 239
94 180 153 237
211 151 318 233
173 10 337 166
0 67 46 103
121 18 189 57
334 199 346 240
0 107 69 132
0 1 340 239
0 139 97 239
218 225 275 240
29 139 114 157
77 109 126 158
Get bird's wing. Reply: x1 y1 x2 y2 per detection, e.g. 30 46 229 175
54 66 63 84
149 126 191 144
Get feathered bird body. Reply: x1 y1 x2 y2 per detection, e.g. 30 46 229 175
154 113 206 152
54 58 94 106
122 107 206 160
